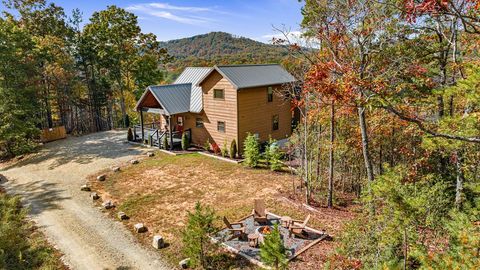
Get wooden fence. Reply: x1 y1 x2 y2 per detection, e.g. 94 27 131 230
40 126 67 143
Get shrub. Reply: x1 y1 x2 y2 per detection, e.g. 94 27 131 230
182 202 218 269
127 127 133 141
260 224 288 270
162 134 169 150
230 139 237 159
204 139 210 151
267 139 283 171
181 132 189 150
243 133 260 168
211 142 221 155
221 140 228 157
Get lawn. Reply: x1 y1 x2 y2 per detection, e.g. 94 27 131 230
89 152 355 269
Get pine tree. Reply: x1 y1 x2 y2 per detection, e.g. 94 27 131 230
181 132 189 150
182 202 218 269
243 133 260 167
260 224 288 270
229 139 237 159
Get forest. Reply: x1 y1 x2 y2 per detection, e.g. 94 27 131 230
0 0 479 269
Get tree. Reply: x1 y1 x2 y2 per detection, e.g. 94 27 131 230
260 224 288 270
243 133 260 168
229 139 237 159
327 101 335 208
181 132 189 150
266 139 283 171
182 202 218 269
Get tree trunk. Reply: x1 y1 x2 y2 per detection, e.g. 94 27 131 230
455 151 464 208
328 101 335 208
358 106 374 184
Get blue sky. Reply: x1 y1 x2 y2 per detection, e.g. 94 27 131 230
1 1 305 42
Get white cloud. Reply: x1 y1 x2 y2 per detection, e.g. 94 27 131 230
126 2 215 25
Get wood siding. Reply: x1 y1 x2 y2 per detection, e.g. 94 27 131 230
199 71 238 148
237 85 292 150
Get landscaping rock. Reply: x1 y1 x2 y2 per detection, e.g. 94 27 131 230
130 159 139 164
152 235 164 249
16 155 24 160
134 223 147 233
102 200 115 209
96 174 106 181
117 211 128 220
90 192 99 200
112 167 120 172
147 152 155 157
179 258 190 269
80 184 91 191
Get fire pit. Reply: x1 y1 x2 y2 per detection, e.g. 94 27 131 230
256 226 272 236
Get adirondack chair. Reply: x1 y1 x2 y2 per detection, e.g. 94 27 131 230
289 214 311 239
223 217 246 241
251 199 268 225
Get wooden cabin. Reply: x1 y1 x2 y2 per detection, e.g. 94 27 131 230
134 64 297 152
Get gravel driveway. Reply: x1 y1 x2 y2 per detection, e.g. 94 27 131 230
0 131 170 270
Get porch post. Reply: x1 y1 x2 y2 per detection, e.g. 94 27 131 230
140 109 145 143
168 115 174 150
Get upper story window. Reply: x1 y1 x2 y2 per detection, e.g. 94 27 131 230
217 121 226 133
267 86 273 102
272 115 279 131
214 89 224 99
195 117 204 128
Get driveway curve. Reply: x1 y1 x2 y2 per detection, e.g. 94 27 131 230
0 131 170 270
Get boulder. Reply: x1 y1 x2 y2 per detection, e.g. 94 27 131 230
90 192 100 200
112 167 121 172
152 235 164 249
96 174 106 181
117 211 128 220
130 159 139 165
102 200 115 209
80 184 91 191
179 258 190 269
134 223 147 233
147 152 155 157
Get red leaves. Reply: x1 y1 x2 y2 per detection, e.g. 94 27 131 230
404 0 480 22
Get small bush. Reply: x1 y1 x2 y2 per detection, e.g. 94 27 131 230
204 139 210 151
230 139 237 159
260 224 288 270
243 133 260 168
267 139 283 171
182 202 218 269
181 132 189 150
162 135 169 150
211 142 221 155
221 140 228 157
127 127 133 141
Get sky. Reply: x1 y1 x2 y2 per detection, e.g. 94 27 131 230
1 1 305 43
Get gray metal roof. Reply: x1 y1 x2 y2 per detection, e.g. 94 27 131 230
148 83 192 115
174 67 212 113
198 64 296 90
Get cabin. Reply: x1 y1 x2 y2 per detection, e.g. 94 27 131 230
134 64 297 152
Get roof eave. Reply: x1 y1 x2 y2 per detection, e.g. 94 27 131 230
195 66 239 89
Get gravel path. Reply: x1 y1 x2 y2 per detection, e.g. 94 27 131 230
0 131 170 270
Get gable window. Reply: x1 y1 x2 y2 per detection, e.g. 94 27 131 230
267 86 273 102
196 117 204 128
272 115 279 131
214 89 224 99
217 121 226 133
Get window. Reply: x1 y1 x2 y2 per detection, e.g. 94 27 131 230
214 89 224 99
195 118 204 128
177 116 183 126
272 115 279 131
217 121 226 133
267 86 273 102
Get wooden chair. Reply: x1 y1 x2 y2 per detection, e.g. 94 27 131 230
223 217 246 241
252 199 268 224
289 214 311 239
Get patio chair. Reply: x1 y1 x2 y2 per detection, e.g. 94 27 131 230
223 217 246 241
251 199 268 225
289 214 311 239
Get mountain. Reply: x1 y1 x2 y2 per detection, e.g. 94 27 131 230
160 32 290 81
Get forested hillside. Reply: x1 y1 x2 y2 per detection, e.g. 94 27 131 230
160 32 290 80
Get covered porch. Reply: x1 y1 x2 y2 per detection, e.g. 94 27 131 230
134 84 193 149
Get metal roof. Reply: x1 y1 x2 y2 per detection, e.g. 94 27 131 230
174 67 212 113
148 83 192 115
197 64 296 90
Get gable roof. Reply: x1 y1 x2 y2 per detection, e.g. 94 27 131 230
135 83 192 116
174 67 212 113
197 64 296 90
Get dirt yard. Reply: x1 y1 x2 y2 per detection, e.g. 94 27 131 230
90 151 357 269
